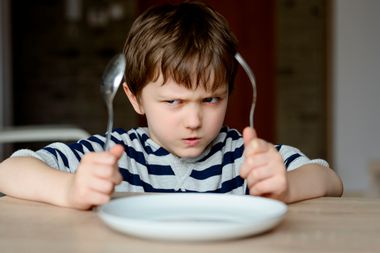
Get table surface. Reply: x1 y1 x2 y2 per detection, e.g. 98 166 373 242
0 195 379 253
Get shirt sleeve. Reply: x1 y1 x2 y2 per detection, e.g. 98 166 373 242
10 142 82 173
9 129 129 173
276 144 329 171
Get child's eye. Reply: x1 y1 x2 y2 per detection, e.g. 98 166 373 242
164 99 181 105
203 97 220 104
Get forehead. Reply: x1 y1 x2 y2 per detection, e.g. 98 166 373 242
144 73 228 95
151 50 230 91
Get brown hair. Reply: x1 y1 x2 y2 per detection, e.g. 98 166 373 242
123 1 238 98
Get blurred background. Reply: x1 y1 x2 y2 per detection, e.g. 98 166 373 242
0 0 379 197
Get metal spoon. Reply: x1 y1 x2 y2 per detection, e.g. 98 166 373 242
235 53 257 128
101 53 126 150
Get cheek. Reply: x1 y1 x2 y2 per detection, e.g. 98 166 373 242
145 108 177 133
205 104 227 130
212 111 226 128
146 106 173 122
212 101 228 122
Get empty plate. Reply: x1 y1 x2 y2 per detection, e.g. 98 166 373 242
97 193 287 241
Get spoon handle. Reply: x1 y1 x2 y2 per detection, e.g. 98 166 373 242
234 53 257 129
104 101 113 150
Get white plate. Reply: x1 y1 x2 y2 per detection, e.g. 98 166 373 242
97 193 287 241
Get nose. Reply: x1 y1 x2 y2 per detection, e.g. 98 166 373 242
184 104 202 130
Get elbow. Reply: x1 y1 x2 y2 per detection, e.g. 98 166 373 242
325 167 344 197
336 174 344 197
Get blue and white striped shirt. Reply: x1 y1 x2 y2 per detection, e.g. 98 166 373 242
12 127 328 194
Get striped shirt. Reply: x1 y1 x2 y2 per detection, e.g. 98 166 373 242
12 126 329 194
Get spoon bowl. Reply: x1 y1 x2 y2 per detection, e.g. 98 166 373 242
101 53 126 150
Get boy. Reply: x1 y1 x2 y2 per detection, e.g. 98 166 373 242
0 2 343 210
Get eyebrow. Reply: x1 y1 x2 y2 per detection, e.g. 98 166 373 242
209 87 228 96
157 88 228 101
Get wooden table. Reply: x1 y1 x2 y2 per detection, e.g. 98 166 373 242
0 195 379 253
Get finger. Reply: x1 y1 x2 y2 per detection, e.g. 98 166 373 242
246 165 273 188
82 145 124 165
244 139 271 157
71 184 111 209
82 152 117 165
245 152 271 169
92 165 118 181
240 154 269 178
94 168 121 185
239 161 250 178
243 128 271 156
109 145 124 184
243 127 257 147
110 144 124 160
249 176 287 197
113 171 123 185
241 144 275 178
249 179 273 196
88 177 115 195
86 191 111 206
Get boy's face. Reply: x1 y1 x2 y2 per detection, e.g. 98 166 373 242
124 74 228 158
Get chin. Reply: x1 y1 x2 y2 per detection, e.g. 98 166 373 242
176 149 204 159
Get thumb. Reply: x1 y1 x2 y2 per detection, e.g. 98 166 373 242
109 144 124 160
109 144 124 185
243 127 257 147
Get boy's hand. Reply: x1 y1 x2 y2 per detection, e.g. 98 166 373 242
240 127 288 202
65 144 124 210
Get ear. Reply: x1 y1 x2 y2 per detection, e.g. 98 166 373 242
122 82 145 115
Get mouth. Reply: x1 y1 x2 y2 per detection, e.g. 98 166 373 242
183 137 201 147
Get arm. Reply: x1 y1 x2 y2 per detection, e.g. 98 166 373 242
285 163 343 203
0 156 74 206
0 145 124 209
240 127 343 203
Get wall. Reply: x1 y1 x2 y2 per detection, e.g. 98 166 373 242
333 0 380 195
0 2 4 129
0 0 12 158
9 1 138 156
276 0 327 160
